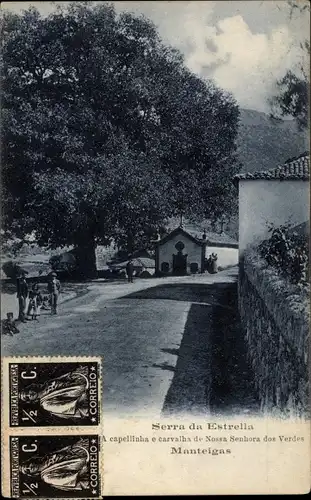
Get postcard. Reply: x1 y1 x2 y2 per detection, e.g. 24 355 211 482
1 0 310 496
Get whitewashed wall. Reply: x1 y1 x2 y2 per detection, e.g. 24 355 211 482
205 247 239 268
239 179 309 253
158 233 202 273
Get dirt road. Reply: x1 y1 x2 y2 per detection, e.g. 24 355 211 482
2 268 259 417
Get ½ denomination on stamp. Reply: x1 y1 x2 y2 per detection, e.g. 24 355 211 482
9 360 100 427
10 434 101 498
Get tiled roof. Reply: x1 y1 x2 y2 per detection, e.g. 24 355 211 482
158 226 238 248
186 228 238 247
110 257 155 269
157 226 205 246
136 257 155 268
1 260 51 279
233 153 310 183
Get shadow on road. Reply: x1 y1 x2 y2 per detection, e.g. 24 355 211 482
122 280 260 417
120 282 236 307
152 361 176 372
161 347 179 356
161 302 212 417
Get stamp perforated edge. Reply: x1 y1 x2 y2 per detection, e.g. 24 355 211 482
1 356 104 498
10 434 102 499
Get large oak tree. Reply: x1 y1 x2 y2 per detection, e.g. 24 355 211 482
2 2 240 277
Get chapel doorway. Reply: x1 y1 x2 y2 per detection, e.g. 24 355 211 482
172 241 187 276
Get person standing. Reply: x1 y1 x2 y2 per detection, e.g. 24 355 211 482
210 253 218 274
126 258 134 283
48 272 61 315
16 272 28 322
206 255 212 274
26 283 40 321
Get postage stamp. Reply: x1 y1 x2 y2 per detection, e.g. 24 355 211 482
9 434 101 498
1 357 103 498
5 359 101 427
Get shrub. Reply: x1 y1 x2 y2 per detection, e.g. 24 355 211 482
2 261 28 279
258 222 309 286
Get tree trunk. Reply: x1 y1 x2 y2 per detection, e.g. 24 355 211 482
127 230 135 255
74 234 97 280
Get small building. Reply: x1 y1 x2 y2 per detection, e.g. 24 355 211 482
154 226 238 275
155 226 206 275
184 228 239 266
233 153 310 256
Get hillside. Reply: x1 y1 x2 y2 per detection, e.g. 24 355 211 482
180 110 308 240
237 109 308 173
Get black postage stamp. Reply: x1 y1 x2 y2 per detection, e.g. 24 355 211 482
8 360 100 427
10 434 101 498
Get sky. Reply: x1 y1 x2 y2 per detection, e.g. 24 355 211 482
2 1 310 112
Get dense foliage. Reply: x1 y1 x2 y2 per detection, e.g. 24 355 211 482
270 68 309 131
269 1 310 131
258 223 309 286
2 2 240 277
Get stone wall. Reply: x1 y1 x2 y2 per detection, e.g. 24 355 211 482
239 247 309 418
